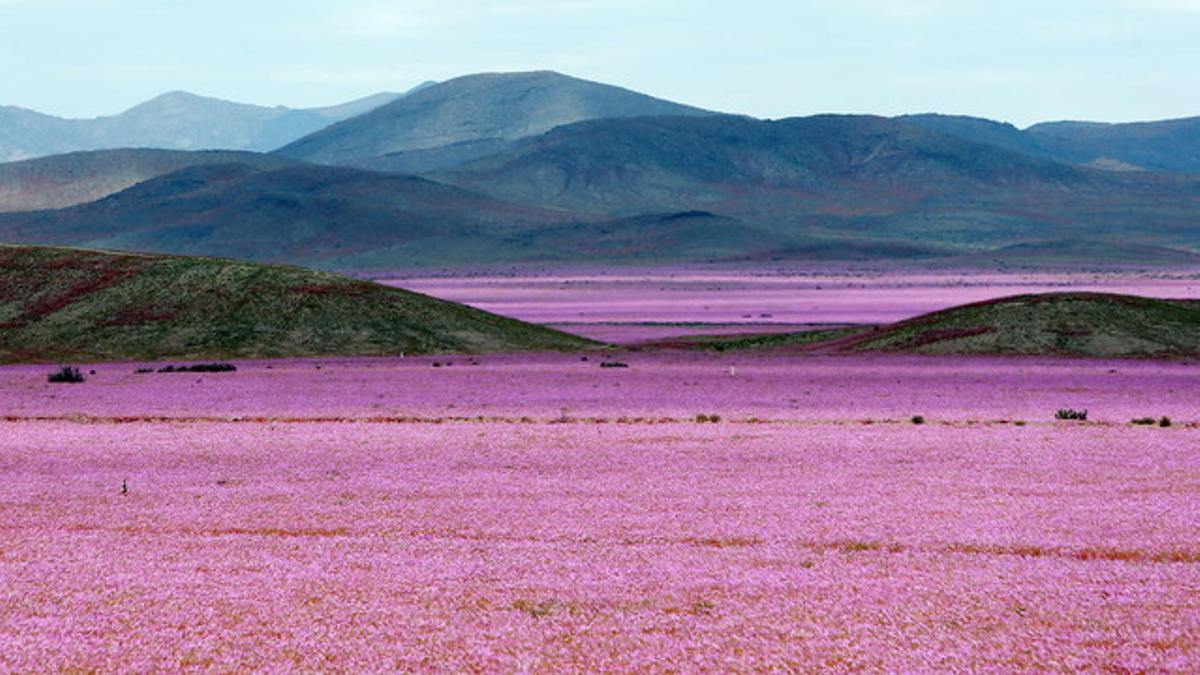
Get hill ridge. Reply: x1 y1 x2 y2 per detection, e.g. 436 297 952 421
691 292 1200 359
0 244 595 363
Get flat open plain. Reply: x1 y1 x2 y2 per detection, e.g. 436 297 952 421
2 350 1199 671
395 269 1200 343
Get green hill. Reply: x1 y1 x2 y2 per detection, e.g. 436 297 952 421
0 245 596 363
690 293 1200 359
849 293 1200 358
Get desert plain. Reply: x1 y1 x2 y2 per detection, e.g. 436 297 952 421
2 269 1199 671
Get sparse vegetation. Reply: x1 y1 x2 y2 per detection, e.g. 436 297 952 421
47 366 85 383
1132 417 1157 425
849 293 1200 359
600 361 629 368
1056 409 1088 421
0 245 597 364
694 414 721 423
687 325 867 352
155 363 237 373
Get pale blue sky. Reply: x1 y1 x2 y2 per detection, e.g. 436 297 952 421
1 0 1197 127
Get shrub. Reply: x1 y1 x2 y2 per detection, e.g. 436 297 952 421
1055 409 1088 421
47 366 85 383
1131 417 1156 426
694 413 721 423
1160 416 1172 428
911 415 925 425
600 361 629 368
156 363 237 373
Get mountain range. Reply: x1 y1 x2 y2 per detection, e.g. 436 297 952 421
0 70 1198 270
0 86 427 162
902 114 1200 173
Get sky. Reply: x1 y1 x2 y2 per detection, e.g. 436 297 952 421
0 0 1197 127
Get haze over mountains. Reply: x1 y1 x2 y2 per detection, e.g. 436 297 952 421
0 149 294 212
1 70 1198 270
0 87 423 162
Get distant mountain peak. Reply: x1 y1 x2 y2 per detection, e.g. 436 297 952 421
276 69 714 165
0 89 406 159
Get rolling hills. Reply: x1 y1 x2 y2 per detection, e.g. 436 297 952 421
904 114 1200 173
440 114 1200 248
693 292 1200 359
3 115 1199 269
0 148 296 212
275 71 714 168
0 89 407 162
0 159 965 268
0 244 595 363
0 162 584 270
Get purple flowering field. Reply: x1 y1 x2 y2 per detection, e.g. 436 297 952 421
395 270 1200 339
2 341 1199 670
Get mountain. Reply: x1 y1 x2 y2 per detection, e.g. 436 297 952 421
4 114 1199 271
1026 117 1200 173
0 162 579 270
898 114 1080 164
904 114 1200 173
0 149 295 212
0 90 408 161
0 244 594 363
0 158 933 268
275 71 715 167
438 114 1200 248
942 239 1200 269
691 292 1200 359
0 106 80 161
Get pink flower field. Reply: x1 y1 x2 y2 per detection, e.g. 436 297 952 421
393 270 1200 337
2 353 1199 670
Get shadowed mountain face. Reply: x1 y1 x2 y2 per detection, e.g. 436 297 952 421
0 244 595 363
0 149 297 212
0 90 407 162
0 163 581 270
439 114 1200 248
275 71 715 166
904 114 1200 173
2 113 1200 270
0 161 845 269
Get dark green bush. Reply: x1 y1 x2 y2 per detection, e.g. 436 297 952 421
159 363 236 373
48 366 85 383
